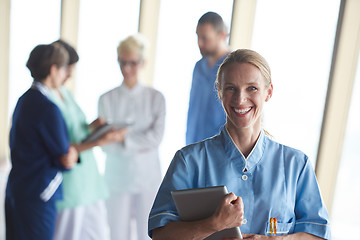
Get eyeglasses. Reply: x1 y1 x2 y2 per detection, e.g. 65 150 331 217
118 59 141 68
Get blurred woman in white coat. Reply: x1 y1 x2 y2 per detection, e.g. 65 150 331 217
98 34 166 240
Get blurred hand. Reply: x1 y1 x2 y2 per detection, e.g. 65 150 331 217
212 193 244 232
89 117 106 130
59 145 78 169
97 128 128 146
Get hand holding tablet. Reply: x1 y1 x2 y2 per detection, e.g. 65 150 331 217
171 186 243 239
82 122 132 143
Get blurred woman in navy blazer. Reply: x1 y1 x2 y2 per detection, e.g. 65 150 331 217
5 43 78 240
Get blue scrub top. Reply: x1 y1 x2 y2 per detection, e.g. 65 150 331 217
186 56 227 145
149 127 331 239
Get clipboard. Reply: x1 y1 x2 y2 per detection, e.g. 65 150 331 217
171 186 243 239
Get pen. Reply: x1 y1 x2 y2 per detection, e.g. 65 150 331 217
270 217 277 235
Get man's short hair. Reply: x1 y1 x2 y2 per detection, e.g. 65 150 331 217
198 11 226 33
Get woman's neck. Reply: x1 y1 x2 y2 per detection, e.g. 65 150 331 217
41 76 52 89
54 88 64 100
226 123 261 158
123 78 138 89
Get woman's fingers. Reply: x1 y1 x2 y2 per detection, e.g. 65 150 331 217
213 193 244 231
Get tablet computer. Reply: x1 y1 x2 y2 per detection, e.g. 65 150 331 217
82 123 113 143
171 186 242 240
82 122 131 143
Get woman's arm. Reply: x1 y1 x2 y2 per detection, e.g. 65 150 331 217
72 128 128 153
88 117 106 132
58 145 78 169
152 193 244 240
123 92 166 152
152 218 219 240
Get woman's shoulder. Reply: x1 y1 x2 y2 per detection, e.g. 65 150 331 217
172 142 207 168
58 86 73 98
179 134 223 157
99 86 121 99
265 136 309 165
49 87 74 104
22 88 58 111
142 85 164 96
20 87 43 100
140 86 165 105
15 89 63 127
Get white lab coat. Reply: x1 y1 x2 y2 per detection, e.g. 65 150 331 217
99 82 165 239
98 82 165 195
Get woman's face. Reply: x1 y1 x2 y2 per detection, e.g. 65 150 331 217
48 65 68 89
118 51 143 85
62 64 75 85
219 62 273 131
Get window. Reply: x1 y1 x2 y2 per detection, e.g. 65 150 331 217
252 0 341 165
8 0 61 118
75 0 141 121
331 55 360 239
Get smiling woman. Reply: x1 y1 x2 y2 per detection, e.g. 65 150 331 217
148 49 330 240
216 50 273 157
218 62 272 157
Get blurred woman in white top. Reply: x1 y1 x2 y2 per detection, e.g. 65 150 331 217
98 34 166 240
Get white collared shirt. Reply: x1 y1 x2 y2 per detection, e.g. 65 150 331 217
98 82 166 194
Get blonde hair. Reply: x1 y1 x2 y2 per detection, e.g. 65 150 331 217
216 49 271 92
117 34 149 61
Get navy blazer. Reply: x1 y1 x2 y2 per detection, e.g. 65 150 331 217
7 88 70 201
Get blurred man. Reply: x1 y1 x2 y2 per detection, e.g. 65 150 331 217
186 11 230 145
